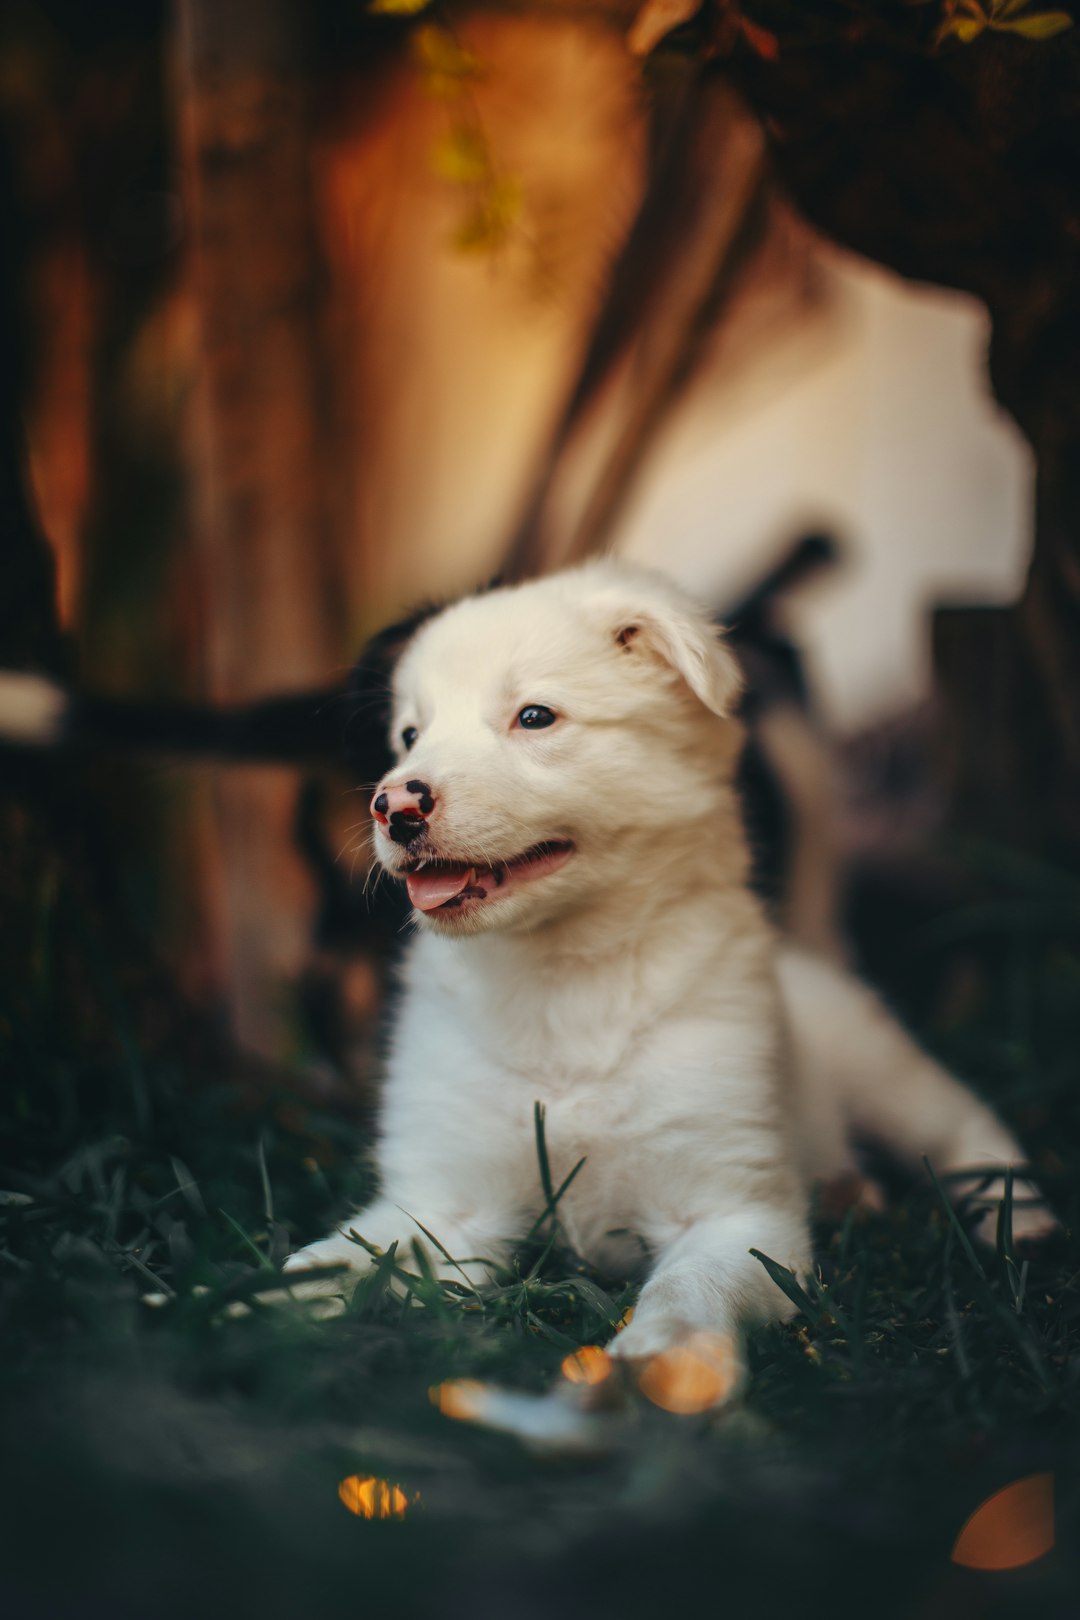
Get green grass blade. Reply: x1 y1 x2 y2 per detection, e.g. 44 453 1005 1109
219 1207 273 1270
255 1133 274 1226
750 1248 818 1320
533 1101 554 1206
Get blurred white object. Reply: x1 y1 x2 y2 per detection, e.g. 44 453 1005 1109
619 251 1034 734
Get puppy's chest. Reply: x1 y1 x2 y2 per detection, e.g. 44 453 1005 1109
496 982 645 1080
393 944 771 1246
481 1025 689 1242
523 1079 656 1267
397 967 669 1154
476 1008 663 1178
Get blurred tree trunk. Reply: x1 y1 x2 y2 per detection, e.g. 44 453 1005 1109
177 0 347 1054
0 106 69 675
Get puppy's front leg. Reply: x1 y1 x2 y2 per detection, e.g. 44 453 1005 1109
609 1205 809 1400
284 1197 513 1298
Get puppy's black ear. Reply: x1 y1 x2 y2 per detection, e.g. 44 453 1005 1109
343 603 440 780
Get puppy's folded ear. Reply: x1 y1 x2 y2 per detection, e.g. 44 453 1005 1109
595 576 743 719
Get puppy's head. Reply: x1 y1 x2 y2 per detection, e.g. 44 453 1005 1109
365 562 744 935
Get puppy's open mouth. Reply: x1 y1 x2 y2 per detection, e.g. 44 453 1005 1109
401 840 574 914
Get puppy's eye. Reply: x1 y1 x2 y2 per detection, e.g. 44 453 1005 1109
515 705 557 731
401 726 419 751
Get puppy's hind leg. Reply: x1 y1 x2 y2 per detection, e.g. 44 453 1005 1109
778 946 1057 1243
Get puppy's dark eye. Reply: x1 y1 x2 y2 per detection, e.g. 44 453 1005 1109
401 726 419 751
515 705 557 731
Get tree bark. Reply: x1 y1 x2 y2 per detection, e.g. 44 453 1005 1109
177 0 347 1053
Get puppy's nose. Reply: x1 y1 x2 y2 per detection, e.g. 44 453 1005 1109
370 778 437 846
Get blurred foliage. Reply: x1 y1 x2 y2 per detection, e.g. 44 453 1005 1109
713 0 1073 53
371 0 1074 52
937 0 1074 44
3 839 1080 1618
411 23 524 255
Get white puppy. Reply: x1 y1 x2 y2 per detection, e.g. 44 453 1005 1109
287 562 1051 1381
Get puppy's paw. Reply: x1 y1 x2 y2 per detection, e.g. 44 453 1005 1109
966 1183 1060 1248
609 1323 745 1413
281 1230 373 1299
1007 1200 1060 1246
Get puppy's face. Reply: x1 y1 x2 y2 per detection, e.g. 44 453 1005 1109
367 563 743 936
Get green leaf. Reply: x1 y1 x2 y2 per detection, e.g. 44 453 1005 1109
169 1155 204 1217
563 1276 622 1330
922 1159 987 1282
255 1132 273 1225
220 1207 273 1269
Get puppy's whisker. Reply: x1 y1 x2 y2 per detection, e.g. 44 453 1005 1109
336 830 372 866
352 835 374 887
339 818 372 839
360 852 386 899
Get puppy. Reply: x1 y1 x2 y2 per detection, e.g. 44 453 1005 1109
286 562 1052 1386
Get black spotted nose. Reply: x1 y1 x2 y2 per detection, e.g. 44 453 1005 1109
370 778 437 844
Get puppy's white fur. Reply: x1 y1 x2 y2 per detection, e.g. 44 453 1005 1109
287 562 1052 1372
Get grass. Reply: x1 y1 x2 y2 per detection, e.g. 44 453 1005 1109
3 843 1080 1620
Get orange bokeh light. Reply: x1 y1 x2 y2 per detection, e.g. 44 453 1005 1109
637 1332 739 1414
429 1378 489 1421
337 1475 412 1519
952 1474 1055 1571
561 1345 613 1386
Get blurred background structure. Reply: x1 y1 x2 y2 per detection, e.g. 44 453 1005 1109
2 0 1079 1064
5 12 1080 1617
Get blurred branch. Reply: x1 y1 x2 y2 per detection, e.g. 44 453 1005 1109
562 117 767 563
502 71 767 579
0 680 350 765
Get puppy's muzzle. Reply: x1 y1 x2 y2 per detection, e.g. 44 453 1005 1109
371 778 437 847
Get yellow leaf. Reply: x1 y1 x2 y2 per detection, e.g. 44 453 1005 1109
994 9 1073 34
452 178 522 253
412 24 480 77
431 128 489 184
937 13 987 39
337 1475 413 1519
369 0 430 13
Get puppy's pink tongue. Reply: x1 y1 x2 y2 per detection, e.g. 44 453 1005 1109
405 865 476 912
